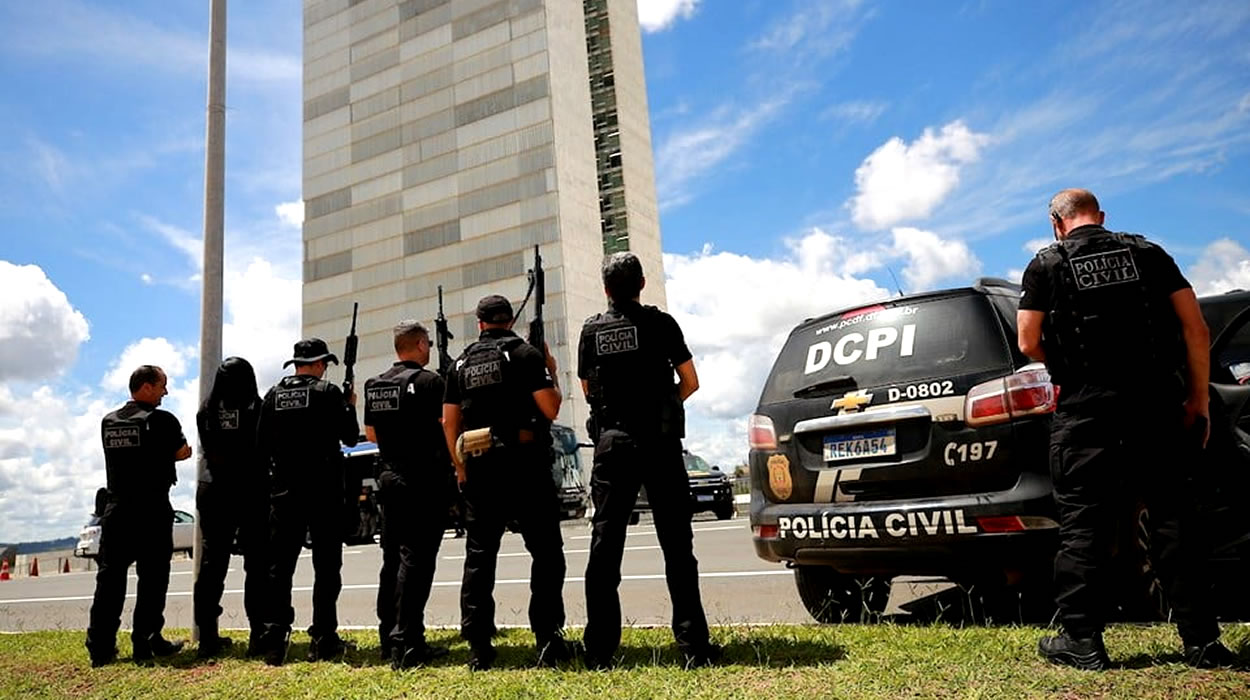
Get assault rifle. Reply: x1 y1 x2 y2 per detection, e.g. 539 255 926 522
526 245 545 352
435 286 455 379
342 302 359 396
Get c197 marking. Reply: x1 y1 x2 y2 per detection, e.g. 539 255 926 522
887 381 953 402
944 440 998 466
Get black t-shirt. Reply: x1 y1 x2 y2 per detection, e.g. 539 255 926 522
444 328 554 441
258 374 360 490
577 302 692 381
101 400 186 499
364 360 447 471
1020 226 1189 312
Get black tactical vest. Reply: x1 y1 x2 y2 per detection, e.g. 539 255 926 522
456 335 528 442
583 305 684 438
1036 229 1183 391
364 363 423 467
101 402 174 501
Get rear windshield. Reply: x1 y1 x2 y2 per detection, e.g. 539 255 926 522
760 293 1011 405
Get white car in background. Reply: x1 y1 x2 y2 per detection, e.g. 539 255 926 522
74 510 196 559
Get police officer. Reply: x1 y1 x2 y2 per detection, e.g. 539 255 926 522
86 365 191 666
578 252 720 669
1019 188 1235 670
193 357 266 658
257 338 359 666
363 321 453 669
442 295 571 670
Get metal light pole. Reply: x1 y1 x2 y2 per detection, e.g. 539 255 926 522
192 0 227 644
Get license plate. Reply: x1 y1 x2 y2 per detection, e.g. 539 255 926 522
696 494 714 502
823 428 896 462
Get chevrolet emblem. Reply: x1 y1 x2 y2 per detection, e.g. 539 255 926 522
831 391 873 414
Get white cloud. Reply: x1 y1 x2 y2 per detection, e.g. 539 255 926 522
823 99 888 125
664 230 889 420
750 0 866 58
223 257 302 388
0 261 91 382
636 0 698 32
654 94 794 209
849 121 990 231
139 215 203 271
889 227 982 292
1023 238 1052 254
1189 238 1250 296
101 337 197 393
275 200 304 229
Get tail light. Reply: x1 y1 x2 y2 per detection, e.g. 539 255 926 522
753 524 779 539
748 414 777 450
965 368 1056 427
976 515 1059 532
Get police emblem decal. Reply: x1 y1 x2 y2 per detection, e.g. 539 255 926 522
274 386 311 411
366 385 401 412
595 326 639 355
767 454 793 501
104 425 141 449
1068 248 1139 290
217 409 239 430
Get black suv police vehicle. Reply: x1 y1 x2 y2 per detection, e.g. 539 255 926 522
749 280 1250 623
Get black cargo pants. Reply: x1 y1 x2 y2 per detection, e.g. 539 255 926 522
193 479 267 639
1050 388 1219 645
86 499 173 654
583 430 710 659
377 469 448 652
375 496 400 654
459 445 566 645
263 485 344 643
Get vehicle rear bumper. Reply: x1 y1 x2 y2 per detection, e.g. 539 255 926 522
750 471 1058 576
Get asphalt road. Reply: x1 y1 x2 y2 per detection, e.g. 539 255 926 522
0 513 824 635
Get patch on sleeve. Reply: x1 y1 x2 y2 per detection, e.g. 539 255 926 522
595 326 639 355
1069 249 1139 290
366 385 401 412
217 409 239 430
104 425 141 449
274 386 311 411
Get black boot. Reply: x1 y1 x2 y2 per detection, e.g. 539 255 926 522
245 629 265 658
85 635 118 668
263 629 290 667
683 642 724 669
132 633 185 663
467 641 497 671
197 633 234 659
307 633 350 662
1038 631 1110 671
535 634 576 668
1183 640 1239 669
391 642 450 670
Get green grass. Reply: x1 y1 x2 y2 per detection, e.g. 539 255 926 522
1 624 1248 699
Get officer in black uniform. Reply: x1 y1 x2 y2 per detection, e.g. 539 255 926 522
578 252 720 669
257 338 359 666
193 357 266 658
86 365 191 667
1020 188 1235 670
363 320 454 669
442 295 571 670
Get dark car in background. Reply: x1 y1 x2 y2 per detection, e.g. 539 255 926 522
552 424 590 520
632 450 735 524
748 279 1250 623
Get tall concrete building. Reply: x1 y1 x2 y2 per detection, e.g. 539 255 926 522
300 0 666 438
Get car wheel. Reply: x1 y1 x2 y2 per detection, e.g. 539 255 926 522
793 566 889 624
628 512 641 526
714 504 734 521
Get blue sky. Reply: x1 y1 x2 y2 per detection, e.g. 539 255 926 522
1 0 1248 539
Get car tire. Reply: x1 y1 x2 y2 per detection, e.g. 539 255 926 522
714 504 734 521
794 566 890 624
628 512 641 526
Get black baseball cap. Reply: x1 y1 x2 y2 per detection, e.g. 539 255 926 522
476 295 514 324
283 338 340 368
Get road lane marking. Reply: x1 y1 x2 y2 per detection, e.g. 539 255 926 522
0 569 789 605
442 545 661 561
